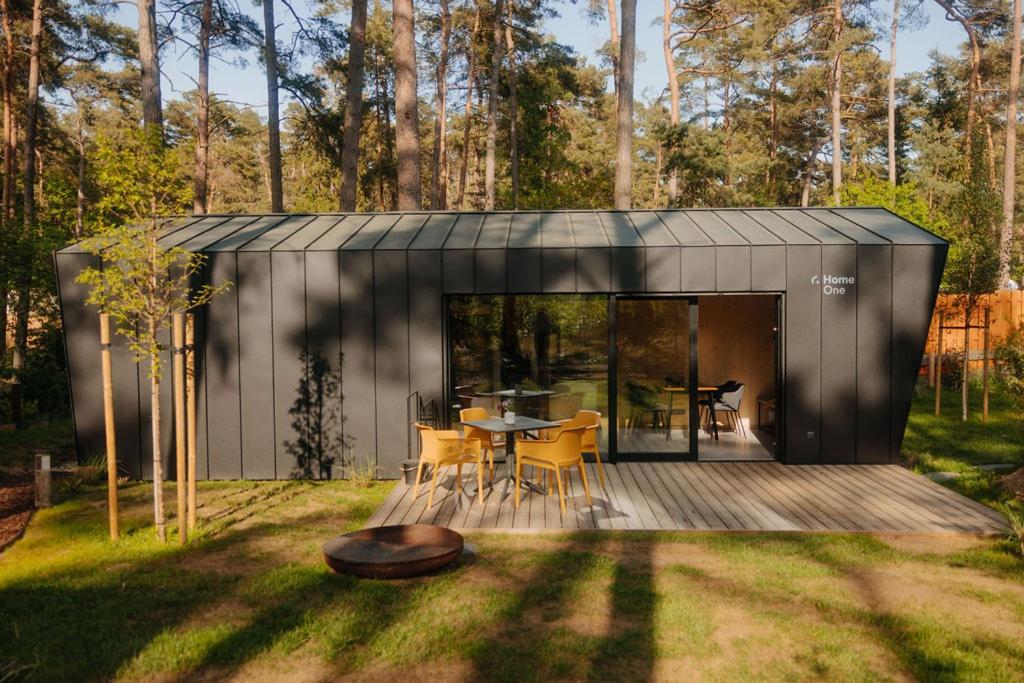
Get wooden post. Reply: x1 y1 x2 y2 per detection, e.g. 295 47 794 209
172 313 187 544
186 314 197 533
99 313 119 540
928 353 935 387
982 306 990 422
34 453 51 508
935 310 944 416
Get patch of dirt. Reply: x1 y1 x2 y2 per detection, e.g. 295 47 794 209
1000 467 1024 501
0 470 34 553
873 532 992 555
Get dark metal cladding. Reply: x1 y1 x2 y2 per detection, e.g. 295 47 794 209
55 209 947 478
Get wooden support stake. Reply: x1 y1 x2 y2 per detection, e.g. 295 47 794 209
34 453 51 508
172 313 187 544
99 313 119 540
935 311 944 416
982 307 990 422
186 314 197 533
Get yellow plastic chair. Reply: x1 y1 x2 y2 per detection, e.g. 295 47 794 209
414 423 484 508
514 425 591 514
459 407 503 481
543 410 606 490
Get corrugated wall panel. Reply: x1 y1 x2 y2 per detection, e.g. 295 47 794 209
236 252 277 478
203 253 242 478
576 248 610 292
750 246 786 291
819 245 857 464
305 250 343 479
856 244 893 464
890 245 946 460
110 322 142 477
715 246 752 292
542 249 575 292
442 250 474 293
646 247 681 291
339 251 377 466
475 250 505 293
785 245 822 464
507 248 542 292
271 250 308 479
680 247 716 291
55 254 105 463
373 250 409 476
192 303 210 479
408 250 444 455
611 247 644 291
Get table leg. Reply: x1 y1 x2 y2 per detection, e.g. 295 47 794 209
665 392 673 441
500 431 516 500
709 402 719 440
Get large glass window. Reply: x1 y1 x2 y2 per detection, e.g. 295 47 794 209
448 295 609 444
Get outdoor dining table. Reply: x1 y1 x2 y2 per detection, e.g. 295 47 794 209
461 415 560 499
661 386 723 440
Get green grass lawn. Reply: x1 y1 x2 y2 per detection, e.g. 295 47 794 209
1 391 1023 681
903 385 1024 508
1 478 1023 682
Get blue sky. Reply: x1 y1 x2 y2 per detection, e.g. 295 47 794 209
120 1 966 117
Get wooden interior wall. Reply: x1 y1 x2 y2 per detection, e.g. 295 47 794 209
697 295 776 428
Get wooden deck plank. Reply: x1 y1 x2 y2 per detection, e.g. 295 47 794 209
702 463 796 531
723 463 815 531
634 462 698 529
602 463 644 529
687 463 764 530
815 465 952 532
364 463 1004 535
619 463 665 530
745 463 841 531
648 462 714 529
796 465 918 532
834 465 978 533
874 465 1008 528
657 463 728 529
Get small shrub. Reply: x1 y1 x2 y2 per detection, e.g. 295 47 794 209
938 350 965 391
76 453 108 486
995 324 1024 420
1000 504 1024 558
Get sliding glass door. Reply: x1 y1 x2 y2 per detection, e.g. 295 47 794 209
613 297 697 459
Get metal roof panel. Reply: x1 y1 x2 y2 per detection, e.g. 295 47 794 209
656 211 713 246
683 211 747 245
410 214 458 249
205 215 290 251
599 212 643 246
540 212 575 247
834 208 945 244
773 210 853 244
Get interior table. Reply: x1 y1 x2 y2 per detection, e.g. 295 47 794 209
461 415 559 499
661 386 722 440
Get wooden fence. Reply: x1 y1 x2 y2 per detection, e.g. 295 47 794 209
923 291 1024 373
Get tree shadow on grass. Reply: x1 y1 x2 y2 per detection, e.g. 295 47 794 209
465 533 657 682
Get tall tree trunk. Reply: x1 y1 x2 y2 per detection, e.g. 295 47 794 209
934 0 980 151
830 0 843 206
1 0 14 224
614 0 636 210
606 0 619 93
768 56 778 189
11 0 42 424
431 0 451 210
662 0 678 205
393 0 421 210
505 0 518 210
456 3 481 209
484 0 503 210
193 0 212 214
887 0 900 186
263 0 283 212
1002 0 1022 287
75 107 85 237
150 353 166 541
138 0 163 131
962 303 971 421
373 45 386 211
339 0 368 212
801 137 827 207
653 142 663 207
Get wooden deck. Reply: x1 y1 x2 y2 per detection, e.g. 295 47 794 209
365 462 1008 534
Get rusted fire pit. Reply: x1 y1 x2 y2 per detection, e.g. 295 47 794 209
323 524 464 579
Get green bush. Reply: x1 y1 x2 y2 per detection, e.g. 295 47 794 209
995 324 1024 420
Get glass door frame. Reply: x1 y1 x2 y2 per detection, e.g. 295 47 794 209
608 294 700 462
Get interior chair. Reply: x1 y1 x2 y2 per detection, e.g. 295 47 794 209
699 380 739 434
542 410 606 490
703 383 747 438
624 380 665 433
413 423 484 508
514 424 591 514
459 406 503 480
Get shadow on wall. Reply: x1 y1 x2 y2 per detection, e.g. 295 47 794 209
286 350 350 479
